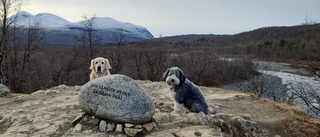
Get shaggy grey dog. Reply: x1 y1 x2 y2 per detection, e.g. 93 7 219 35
162 67 215 114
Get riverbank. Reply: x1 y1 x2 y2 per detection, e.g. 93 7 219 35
223 60 320 118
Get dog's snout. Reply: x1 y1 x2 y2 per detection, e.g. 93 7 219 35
97 66 101 72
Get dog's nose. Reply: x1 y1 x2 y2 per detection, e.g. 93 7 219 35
171 79 175 83
97 66 101 72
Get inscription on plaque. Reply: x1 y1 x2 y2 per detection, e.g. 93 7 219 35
90 84 131 100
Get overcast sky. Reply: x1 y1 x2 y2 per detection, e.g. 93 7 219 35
24 0 320 37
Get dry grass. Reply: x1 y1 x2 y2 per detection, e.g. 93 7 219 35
257 98 320 137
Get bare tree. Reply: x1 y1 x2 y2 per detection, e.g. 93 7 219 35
184 50 211 84
289 81 320 118
128 48 144 79
50 46 84 86
236 70 287 101
302 14 317 25
7 21 47 92
109 29 127 74
0 0 24 85
143 42 168 81
307 41 320 78
75 15 102 62
113 28 127 47
237 74 270 98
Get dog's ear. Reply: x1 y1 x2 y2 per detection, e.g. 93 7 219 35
178 69 186 84
105 59 112 69
162 68 170 81
90 59 95 70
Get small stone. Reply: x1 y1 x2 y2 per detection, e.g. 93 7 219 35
116 124 123 133
124 127 143 137
194 131 202 136
0 84 10 97
125 124 134 128
151 121 159 131
99 120 107 132
143 123 153 131
83 115 100 127
175 125 219 137
73 124 82 132
72 113 86 127
134 125 142 128
107 123 116 132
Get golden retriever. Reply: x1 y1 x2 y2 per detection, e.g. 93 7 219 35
90 57 112 80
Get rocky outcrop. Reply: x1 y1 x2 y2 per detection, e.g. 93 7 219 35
0 84 10 97
0 81 319 137
0 85 80 137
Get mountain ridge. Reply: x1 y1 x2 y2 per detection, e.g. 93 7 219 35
9 11 320 46
9 11 154 45
11 11 71 28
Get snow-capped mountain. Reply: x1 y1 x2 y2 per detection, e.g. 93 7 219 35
9 11 154 45
10 11 71 28
69 17 146 30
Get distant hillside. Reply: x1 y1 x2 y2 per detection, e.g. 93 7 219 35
228 23 320 43
156 23 320 45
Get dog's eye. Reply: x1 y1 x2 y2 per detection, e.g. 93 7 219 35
95 62 98 64
102 62 104 64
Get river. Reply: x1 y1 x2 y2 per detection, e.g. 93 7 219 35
223 60 320 118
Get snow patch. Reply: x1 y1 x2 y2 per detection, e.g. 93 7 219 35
11 11 71 28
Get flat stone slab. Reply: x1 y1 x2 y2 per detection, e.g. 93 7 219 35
79 74 155 124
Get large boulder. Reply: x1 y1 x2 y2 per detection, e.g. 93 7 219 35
79 74 155 124
0 84 10 97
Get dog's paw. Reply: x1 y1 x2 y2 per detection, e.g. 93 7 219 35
174 102 183 113
173 106 182 113
208 107 216 114
173 109 182 113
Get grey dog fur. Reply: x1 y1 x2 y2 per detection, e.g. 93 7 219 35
162 67 215 114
